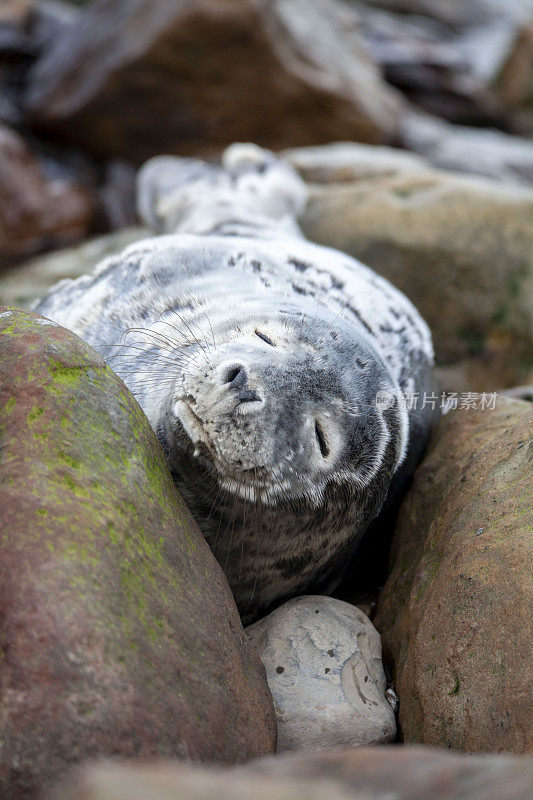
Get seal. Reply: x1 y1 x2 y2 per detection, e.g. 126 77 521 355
34 144 438 623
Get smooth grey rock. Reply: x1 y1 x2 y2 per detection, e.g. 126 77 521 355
247 596 396 753
400 112 533 185
283 141 427 183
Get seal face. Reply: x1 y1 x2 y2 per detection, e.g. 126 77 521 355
34 144 437 623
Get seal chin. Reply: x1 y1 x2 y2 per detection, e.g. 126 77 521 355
173 396 288 505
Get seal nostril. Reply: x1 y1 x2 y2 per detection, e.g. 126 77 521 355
223 365 245 385
314 420 330 458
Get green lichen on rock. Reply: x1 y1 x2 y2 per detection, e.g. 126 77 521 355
0 307 276 797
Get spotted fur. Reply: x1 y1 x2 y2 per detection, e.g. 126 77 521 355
34 144 437 623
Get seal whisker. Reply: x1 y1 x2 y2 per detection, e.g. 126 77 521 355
158 315 211 367
121 326 196 356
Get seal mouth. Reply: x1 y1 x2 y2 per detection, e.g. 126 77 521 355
218 474 292 505
175 398 292 504
174 398 217 459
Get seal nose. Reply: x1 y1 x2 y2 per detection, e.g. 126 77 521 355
221 364 262 404
222 364 247 388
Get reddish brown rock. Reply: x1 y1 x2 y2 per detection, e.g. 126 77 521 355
52 745 533 800
25 0 402 163
375 398 533 753
0 124 93 268
0 307 275 798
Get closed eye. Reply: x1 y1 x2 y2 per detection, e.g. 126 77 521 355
255 329 276 347
314 420 330 458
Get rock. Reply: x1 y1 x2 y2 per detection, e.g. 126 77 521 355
351 1 493 126
494 21 533 136
52 746 533 800
283 141 427 183
28 0 79 52
347 1 499 30
433 358 533 397
247 596 396 753
25 0 402 163
400 112 533 185
502 384 533 402
0 226 149 309
0 123 93 268
297 157 533 388
0 1 37 125
455 2 533 135
349 1 533 132
0 0 34 41
0 1 78 127
0 308 276 797
0 0 34 25
375 397 533 753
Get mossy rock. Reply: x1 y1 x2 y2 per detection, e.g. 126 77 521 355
0 307 275 797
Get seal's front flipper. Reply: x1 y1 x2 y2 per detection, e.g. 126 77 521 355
137 143 307 238
136 156 223 233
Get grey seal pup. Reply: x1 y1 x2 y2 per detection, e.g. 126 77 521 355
35 144 437 623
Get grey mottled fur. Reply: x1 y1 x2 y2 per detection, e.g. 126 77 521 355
34 144 438 623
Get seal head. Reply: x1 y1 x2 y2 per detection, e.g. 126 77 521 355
169 308 407 508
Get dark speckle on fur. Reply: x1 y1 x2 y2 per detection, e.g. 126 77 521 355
288 257 312 272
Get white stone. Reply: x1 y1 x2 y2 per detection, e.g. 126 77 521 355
247 595 396 753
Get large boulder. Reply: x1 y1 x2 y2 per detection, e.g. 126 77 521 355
375 398 533 753
52 745 533 800
24 0 402 163
247 596 396 752
0 307 276 797
0 123 93 268
294 153 533 390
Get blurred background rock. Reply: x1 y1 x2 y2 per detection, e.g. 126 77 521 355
0 0 532 392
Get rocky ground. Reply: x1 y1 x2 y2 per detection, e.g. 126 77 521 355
0 0 531 798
